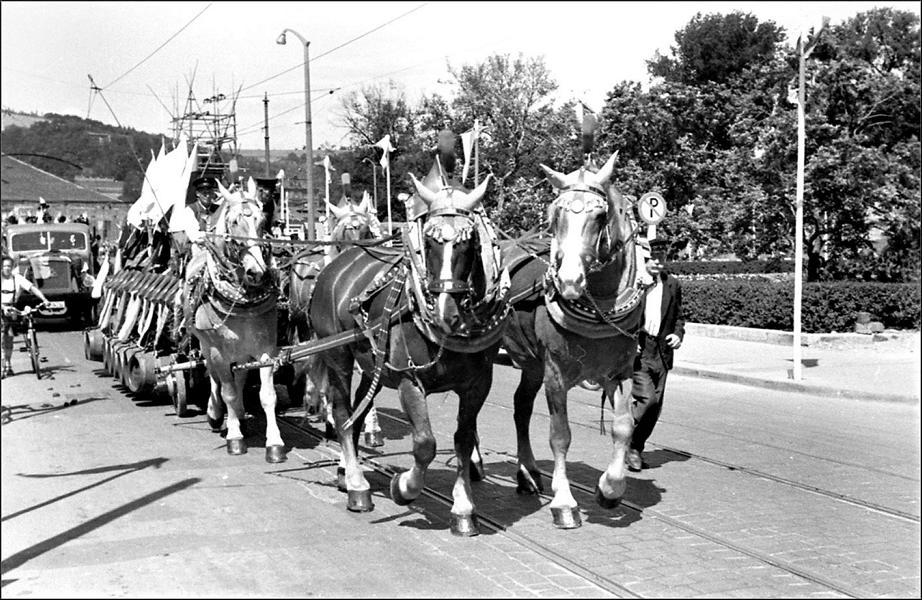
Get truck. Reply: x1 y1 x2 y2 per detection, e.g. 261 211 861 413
4 222 97 324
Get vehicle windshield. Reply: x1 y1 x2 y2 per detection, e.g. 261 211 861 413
10 230 87 252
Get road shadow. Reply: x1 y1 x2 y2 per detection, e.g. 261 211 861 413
31 363 76 380
0 396 107 425
0 478 200 576
642 448 692 470
375 406 412 441
3 458 169 523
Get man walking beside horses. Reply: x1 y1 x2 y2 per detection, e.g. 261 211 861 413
628 237 685 471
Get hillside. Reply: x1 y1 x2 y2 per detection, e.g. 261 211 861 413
0 112 164 200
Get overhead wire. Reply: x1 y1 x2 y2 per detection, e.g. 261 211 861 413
239 2 427 93
103 2 213 89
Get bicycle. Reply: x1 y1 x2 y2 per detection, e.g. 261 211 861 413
2 304 46 380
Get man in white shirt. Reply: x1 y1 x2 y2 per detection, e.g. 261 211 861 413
1 256 50 377
628 238 685 471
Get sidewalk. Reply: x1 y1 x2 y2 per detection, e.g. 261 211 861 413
674 323 921 403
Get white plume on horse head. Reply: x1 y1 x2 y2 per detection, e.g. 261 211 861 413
246 177 258 201
409 173 492 213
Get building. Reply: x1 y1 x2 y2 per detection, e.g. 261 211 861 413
1 155 129 241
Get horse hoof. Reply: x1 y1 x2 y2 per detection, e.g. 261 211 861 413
469 460 485 483
324 422 337 441
364 431 385 447
226 438 247 455
515 469 543 495
450 513 480 537
595 485 622 509
265 445 287 463
551 506 582 529
346 489 375 512
208 415 224 432
336 467 347 493
389 474 414 506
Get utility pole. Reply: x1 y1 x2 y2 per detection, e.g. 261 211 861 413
793 17 828 381
263 92 271 177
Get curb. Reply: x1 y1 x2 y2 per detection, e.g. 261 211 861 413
684 323 887 347
672 364 919 404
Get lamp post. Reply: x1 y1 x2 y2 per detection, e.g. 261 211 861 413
362 156 378 211
792 17 828 381
276 28 315 241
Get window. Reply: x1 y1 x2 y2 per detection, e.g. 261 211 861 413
50 231 87 250
10 232 48 251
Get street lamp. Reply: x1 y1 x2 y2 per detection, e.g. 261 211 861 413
362 156 378 210
276 28 315 241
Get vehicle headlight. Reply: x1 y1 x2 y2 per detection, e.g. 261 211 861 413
83 274 95 288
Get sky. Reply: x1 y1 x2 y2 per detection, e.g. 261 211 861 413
2 1 919 152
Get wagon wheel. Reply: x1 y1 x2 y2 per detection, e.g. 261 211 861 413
172 368 190 417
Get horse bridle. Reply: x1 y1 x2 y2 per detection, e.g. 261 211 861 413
551 184 626 274
422 207 480 294
219 200 272 285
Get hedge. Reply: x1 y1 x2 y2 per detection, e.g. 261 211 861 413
670 259 795 276
682 279 921 332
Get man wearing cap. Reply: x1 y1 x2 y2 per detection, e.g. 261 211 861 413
188 177 222 233
628 237 685 471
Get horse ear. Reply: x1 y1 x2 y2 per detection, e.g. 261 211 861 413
594 151 619 184
540 164 568 190
327 201 350 220
359 191 373 213
216 180 233 203
409 173 440 207
455 174 492 212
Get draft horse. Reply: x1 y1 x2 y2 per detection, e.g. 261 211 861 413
502 150 646 528
307 148 508 535
182 177 285 463
288 190 386 446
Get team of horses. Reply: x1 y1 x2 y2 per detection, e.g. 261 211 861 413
179 127 651 536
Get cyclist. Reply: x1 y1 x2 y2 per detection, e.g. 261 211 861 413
1 256 50 378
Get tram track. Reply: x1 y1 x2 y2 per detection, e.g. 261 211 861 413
353 408 884 600
276 415 641 599
479 395 921 525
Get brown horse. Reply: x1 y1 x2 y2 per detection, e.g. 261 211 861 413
182 178 285 462
501 150 646 528
288 190 385 445
307 149 507 535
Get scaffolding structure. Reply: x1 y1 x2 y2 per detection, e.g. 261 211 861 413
170 83 239 179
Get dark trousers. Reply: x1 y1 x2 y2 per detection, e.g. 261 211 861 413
630 359 668 452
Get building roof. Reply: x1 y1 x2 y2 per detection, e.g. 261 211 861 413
0 155 126 205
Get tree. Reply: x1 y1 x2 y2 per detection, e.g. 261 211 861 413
445 53 563 212
648 11 786 85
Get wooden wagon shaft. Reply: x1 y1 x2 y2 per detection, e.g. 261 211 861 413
230 321 385 373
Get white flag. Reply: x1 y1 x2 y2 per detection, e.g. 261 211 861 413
460 129 474 184
374 134 395 172
169 136 200 234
